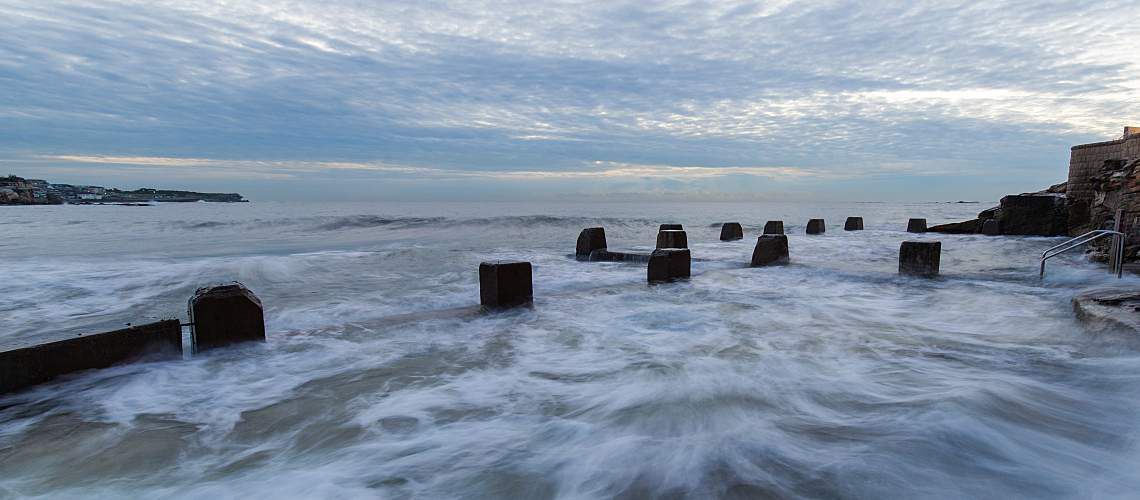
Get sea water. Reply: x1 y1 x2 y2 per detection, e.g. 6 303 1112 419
1 201 1139 499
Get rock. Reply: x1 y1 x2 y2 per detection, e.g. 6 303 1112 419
928 219 982 234
189 283 267 353
977 207 1001 220
763 221 785 235
0 320 182 395
751 235 789 266
981 219 1001 236
997 194 1067 236
929 187 1069 236
844 217 864 231
576 227 608 259
1073 288 1140 332
806 219 826 235
907 218 927 233
899 241 941 277
656 230 688 249
479 261 533 309
659 224 683 231
647 248 691 283
720 222 743 241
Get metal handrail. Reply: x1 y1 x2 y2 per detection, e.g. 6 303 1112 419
1040 230 1125 278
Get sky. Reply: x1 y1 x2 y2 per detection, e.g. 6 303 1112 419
1 0 1138 202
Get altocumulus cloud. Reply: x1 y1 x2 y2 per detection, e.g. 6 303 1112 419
0 0 1137 200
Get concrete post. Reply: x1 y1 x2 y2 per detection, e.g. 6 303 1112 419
1 320 182 394
720 222 743 241
479 261 533 309
659 224 683 231
656 230 688 249
576 227 608 259
763 221 785 235
751 235 789 266
806 219 826 235
844 217 864 231
907 218 927 233
981 220 1001 236
647 248 691 283
189 283 266 353
899 241 941 277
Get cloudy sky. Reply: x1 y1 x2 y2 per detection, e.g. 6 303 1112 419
1 0 1137 201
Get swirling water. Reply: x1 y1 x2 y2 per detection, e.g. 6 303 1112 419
1 201 1140 499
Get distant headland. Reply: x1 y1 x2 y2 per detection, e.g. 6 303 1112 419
0 175 247 205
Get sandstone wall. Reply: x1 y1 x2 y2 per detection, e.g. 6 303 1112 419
1066 131 1140 234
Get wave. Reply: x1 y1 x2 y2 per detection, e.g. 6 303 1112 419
312 214 651 232
312 215 448 231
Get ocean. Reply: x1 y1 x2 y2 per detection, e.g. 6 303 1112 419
2 201 1139 498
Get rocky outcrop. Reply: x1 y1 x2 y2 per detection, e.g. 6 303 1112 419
1081 158 1140 261
1073 288 1140 332
928 183 1068 237
927 219 982 234
993 193 1068 236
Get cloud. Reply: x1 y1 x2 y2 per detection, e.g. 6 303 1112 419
0 0 1138 200
34 154 823 182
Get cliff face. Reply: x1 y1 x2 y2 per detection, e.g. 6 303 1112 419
1066 128 1140 261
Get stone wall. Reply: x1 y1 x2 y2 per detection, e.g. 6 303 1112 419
1066 128 1140 235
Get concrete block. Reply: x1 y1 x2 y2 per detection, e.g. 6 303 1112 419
751 235 789 267
1 320 182 394
720 222 743 241
189 283 266 353
763 221 785 235
659 224 683 231
806 219 826 235
981 219 1001 236
656 230 688 249
479 261 533 309
576 227 607 259
899 241 941 277
844 217 864 231
647 248 691 283
907 218 927 233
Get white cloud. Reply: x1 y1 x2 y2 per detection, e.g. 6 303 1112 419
0 0 1137 199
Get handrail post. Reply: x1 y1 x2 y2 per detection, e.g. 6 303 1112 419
1110 210 1123 277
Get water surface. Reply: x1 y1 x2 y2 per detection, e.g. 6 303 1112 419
1 201 1138 499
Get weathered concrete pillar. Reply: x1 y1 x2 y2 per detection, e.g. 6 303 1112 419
763 221 785 235
659 224 683 231
981 219 1001 236
479 261 533 309
656 230 688 249
576 227 608 259
844 217 864 231
806 219 826 234
1 320 182 394
720 222 743 241
647 248 691 283
189 283 266 353
751 235 789 266
907 218 927 233
899 241 941 277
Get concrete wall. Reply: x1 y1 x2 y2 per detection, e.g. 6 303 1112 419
0 320 182 394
